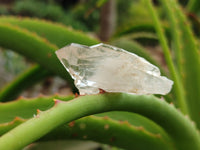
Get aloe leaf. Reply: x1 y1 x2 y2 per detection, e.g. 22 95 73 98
0 16 99 48
187 0 200 13
0 93 199 150
0 95 170 140
0 95 173 150
0 116 173 150
115 21 156 37
0 23 76 100
0 95 74 123
0 65 51 102
159 0 183 73
144 0 188 114
164 0 200 129
47 115 173 150
114 20 171 41
95 111 170 141
0 16 99 101
0 23 70 80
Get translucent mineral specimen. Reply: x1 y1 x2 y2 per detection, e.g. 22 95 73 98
56 43 173 95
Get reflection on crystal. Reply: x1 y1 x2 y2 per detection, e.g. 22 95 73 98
56 43 173 95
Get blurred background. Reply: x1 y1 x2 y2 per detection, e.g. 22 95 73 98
0 0 152 96
0 0 200 149
0 0 198 97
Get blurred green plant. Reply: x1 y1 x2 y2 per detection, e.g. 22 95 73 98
0 6 9 15
2 50 29 75
11 0 89 31
0 0 200 149
68 0 100 32
13 0 63 20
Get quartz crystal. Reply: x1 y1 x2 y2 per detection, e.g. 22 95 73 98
56 43 173 95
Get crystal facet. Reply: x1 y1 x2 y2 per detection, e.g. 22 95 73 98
56 43 173 95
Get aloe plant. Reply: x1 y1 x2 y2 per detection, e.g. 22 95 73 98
0 0 200 149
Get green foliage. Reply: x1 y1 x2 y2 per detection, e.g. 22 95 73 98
0 0 200 149
0 65 51 101
0 6 9 15
116 0 151 28
68 1 100 31
0 16 98 48
2 49 28 75
115 21 156 37
187 0 200 13
160 0 200 129
0 95 173 150
144 0 188 115
0 17 99 101
114 21 171 46
1 93 200 149
13 0 63 20
0 23 71 83
12 0 89 31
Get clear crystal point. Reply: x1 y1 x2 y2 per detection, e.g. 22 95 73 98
56 43 173 95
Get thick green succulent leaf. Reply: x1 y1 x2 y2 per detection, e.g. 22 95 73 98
0 23 69 81
95 111 170 140
0 95 169 140
0 16 99 101
0 93 199 150
166 0 200 129
114 21 171 42
144 0 188 114
157 0 200 128
0 95 173 150
49 115 172 150
0 65 51 102
0 23 76 101
0 16 99 48
187 0 200 13
0 95 74 123
115 21 157 37
0 116 172 150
